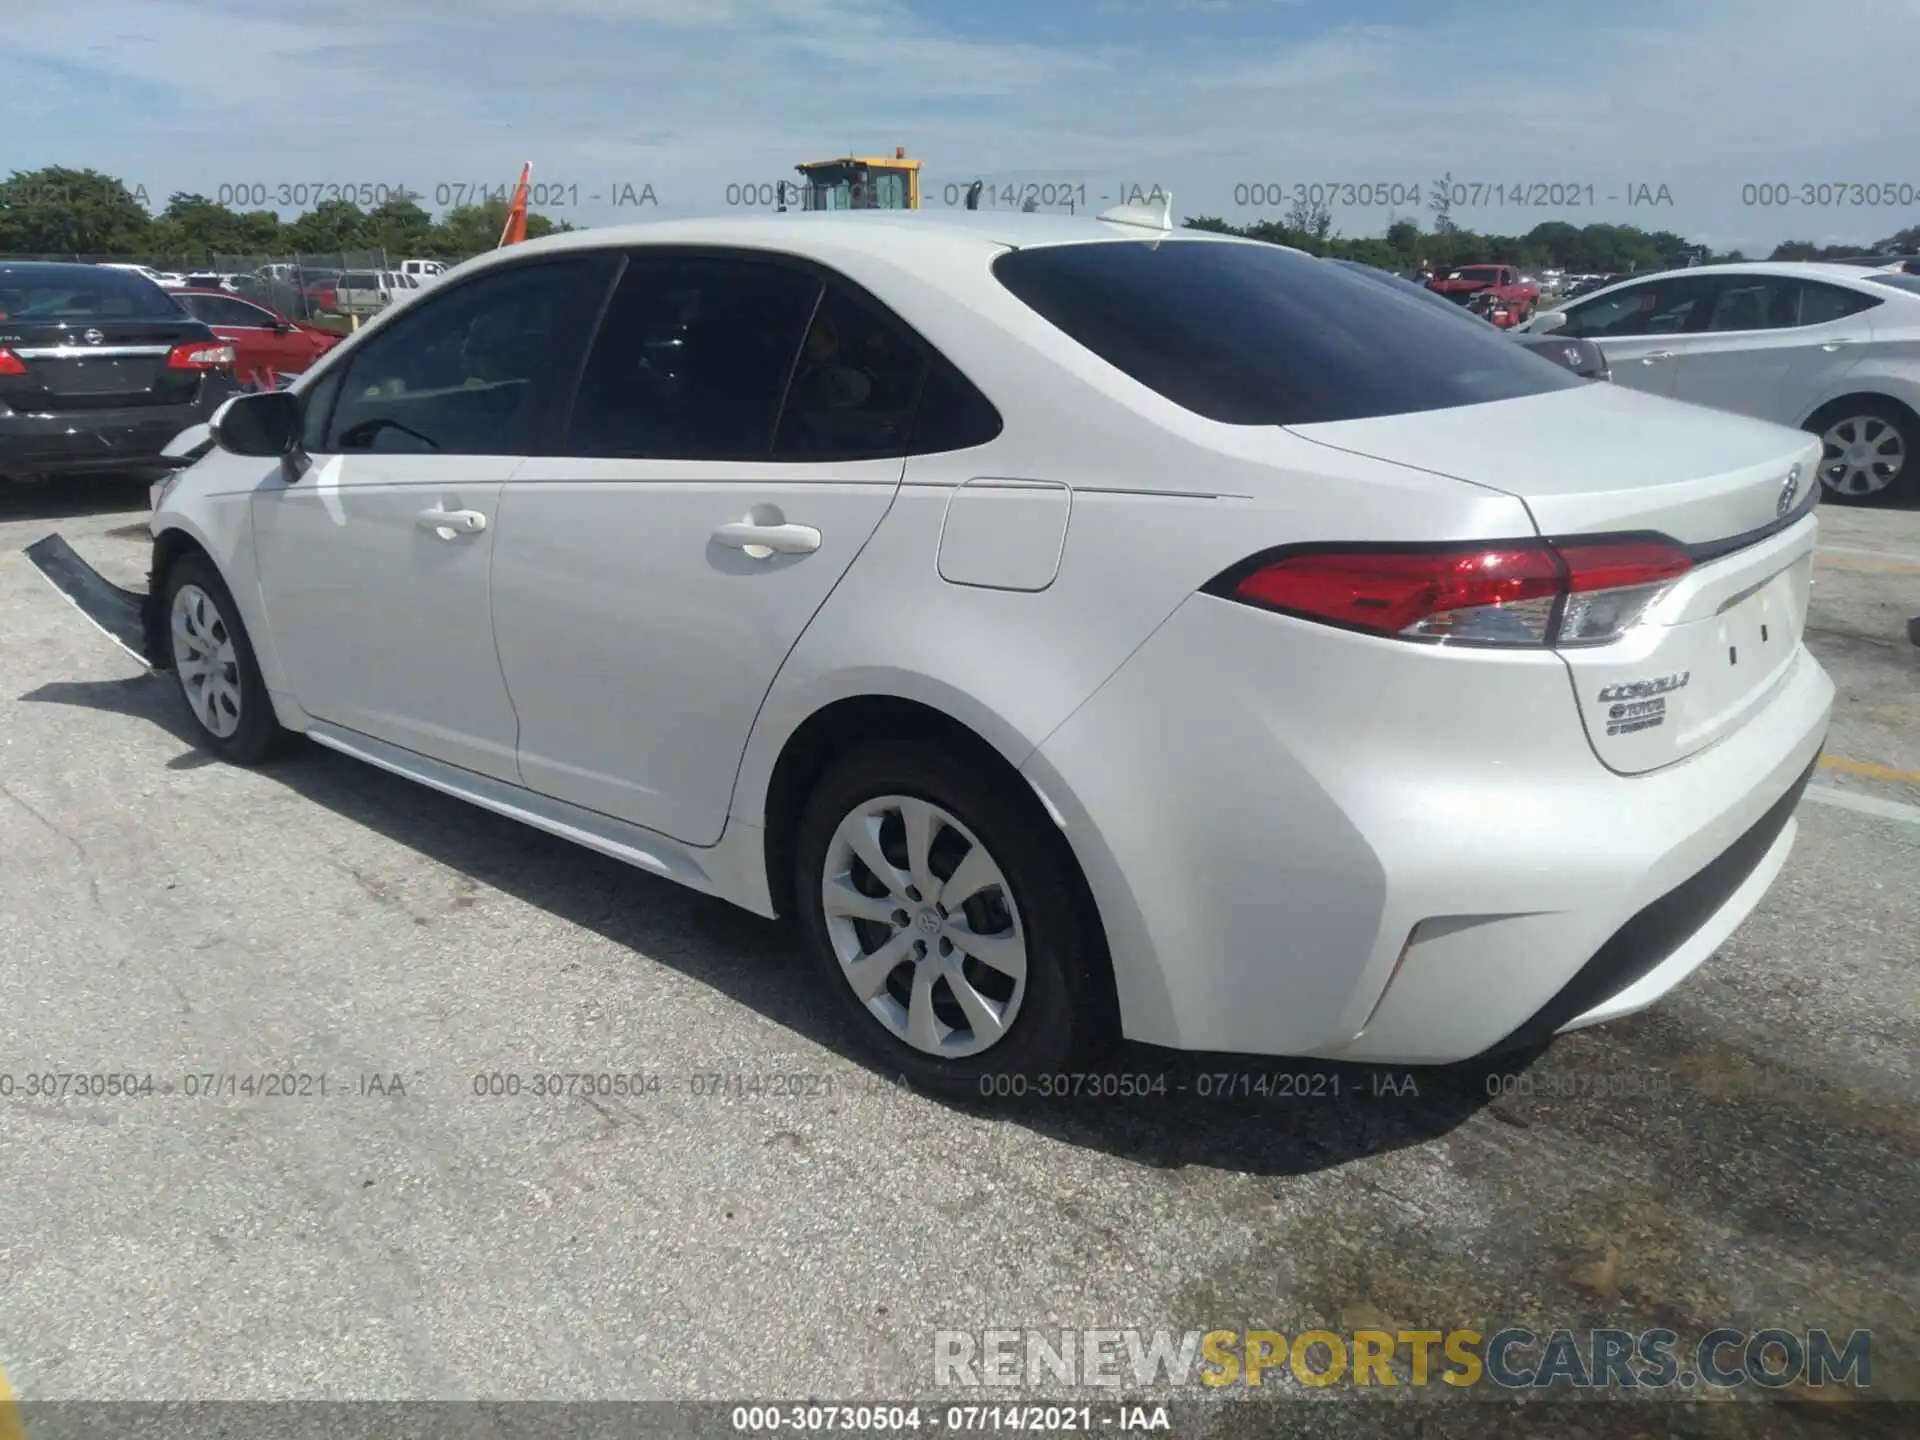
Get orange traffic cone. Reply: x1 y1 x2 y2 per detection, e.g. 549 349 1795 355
499 163 532 247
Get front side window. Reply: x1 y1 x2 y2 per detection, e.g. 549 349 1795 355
993 238 1579 426
324 258 604 455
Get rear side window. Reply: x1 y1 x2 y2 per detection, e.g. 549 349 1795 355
0 266 182 320
564 254 824 460
991 239 1579 425
1796 281 1881 323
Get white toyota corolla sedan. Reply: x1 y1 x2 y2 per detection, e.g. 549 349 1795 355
29 209 1834 1092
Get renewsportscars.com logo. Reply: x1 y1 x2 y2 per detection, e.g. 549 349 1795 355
934 1327 1873 1392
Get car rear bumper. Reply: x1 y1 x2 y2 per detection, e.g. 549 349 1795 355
1021 591 1835 1063
0 387 232 478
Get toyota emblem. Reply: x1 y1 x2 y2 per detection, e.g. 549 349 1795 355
82 328 104 345
1777 465 1801 517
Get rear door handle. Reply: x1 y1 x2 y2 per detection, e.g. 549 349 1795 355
1820 339 1855 351
417 506 487 536
1639 351 1676 364
712 520 821 556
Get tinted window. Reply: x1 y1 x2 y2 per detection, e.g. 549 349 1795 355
299 365 344 453
325 258 602 455
1704 277 1796 331
992 239 1580 426
0 266 182 320
1448 266 1503 282
1796 281 1880 324
564 254 823 460
1557 276 1718 338
183 294 274 327
1331 259 1492 325
773 282 929 459
907 351 1003 453
1866 274 1920 294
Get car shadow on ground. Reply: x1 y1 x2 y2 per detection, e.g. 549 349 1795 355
24 671 1523 1178
0 474 153 522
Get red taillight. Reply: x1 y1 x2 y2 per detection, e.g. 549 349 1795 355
1216 538 1692 648
0 347 26 375
166 340 236 371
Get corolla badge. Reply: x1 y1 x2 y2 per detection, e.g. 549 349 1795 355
82 328 104 345
1777 464 1801 517
1597 673 1689 702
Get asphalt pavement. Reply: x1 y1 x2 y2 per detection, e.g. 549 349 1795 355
0 475 1914 1437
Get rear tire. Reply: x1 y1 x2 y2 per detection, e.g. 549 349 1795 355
159 553 294 765
793 741 1114 1098
1805 397 1915 507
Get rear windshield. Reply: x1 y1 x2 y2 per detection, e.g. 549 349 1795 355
1448 267 1502 281
0 266 182 321
1866 274 1920 294
991 239 1580 425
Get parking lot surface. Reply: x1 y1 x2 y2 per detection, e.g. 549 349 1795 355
1 478 1915 1433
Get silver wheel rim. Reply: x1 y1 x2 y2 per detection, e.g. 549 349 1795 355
821 794 1027 1058
1818 414 1905 496
169 584 243 738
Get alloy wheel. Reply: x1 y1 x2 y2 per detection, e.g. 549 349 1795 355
820 794 1027 1058
170 583 242 738
1818 413 1906 497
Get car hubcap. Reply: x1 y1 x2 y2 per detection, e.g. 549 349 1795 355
1818 414 1905 496
820 795 1027 1058
170 584 242 738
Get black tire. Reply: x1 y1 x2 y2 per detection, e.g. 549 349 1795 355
1804 396 1917 507
158 552 294 764
793 741 1115 1098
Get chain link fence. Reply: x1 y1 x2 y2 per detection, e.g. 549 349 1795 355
1 249 485 329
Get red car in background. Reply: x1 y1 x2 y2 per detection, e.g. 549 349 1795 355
170 289 342 388
1425 263 1540 327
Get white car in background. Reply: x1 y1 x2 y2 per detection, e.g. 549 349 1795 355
97 261 185 288
1523 262 1920 505
29 212 1833 1092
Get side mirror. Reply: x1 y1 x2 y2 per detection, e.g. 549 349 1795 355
211 389 301 456
1527 309 1568 334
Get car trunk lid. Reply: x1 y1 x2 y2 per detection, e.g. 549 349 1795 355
0 317 215 411
1290 383 1823 773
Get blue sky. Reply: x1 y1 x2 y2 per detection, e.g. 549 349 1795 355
4 0 1918 253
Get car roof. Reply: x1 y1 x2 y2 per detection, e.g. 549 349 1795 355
1 261 150 280
454 209 1269 274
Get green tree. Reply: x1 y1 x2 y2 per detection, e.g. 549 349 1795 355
284 199 373 254
0 165 151 254
147 191 284 262
428 198 565 255
366 194 435 256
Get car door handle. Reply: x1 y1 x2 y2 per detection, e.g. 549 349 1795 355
417 506 487 536
1639 352 1676 363
712 520 821 556
1820 339 1854 351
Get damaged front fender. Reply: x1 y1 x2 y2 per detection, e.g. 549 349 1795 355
23 533 167 671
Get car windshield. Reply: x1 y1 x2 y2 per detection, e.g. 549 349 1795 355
992 238 1580 425
1451 267 1502 281
0 266 183 320
1865 274 1920 294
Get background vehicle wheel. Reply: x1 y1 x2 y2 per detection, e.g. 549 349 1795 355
1805 397 1915 506
159 553 293 764
793 741 1114 1096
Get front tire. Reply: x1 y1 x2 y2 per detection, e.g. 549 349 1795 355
159 552 293 764
793 741 1113 1097
1806 397 1915 507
